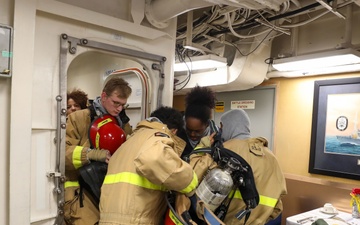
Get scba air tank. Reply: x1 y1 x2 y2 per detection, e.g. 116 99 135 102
195 157 240 211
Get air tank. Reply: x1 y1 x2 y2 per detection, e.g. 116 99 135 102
196 157 240 211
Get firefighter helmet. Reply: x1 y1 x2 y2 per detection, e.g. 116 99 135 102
89 114 126 155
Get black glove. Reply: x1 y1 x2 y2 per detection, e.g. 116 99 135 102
119 109 130 124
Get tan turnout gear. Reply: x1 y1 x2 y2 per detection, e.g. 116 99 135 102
187 137 286 225
222 137 287 225
99 119 198 225
65 109 98 225
167 137 287 225
65 108 132 225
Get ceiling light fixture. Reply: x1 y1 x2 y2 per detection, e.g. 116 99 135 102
272 48 360 72
174 54 227 72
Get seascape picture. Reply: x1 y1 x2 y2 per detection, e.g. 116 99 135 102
324 93 360 156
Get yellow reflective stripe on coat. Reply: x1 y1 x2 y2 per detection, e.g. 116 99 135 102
103 172 167 191
65 181 80 188
192 146 207 156
72 146 83 169
168 208 185 225
233 190 278 207
179 171 198 194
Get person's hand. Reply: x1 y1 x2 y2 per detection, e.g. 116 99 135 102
87 149 111 163
196 132 217 148
208 132 217 146
105 151 111 163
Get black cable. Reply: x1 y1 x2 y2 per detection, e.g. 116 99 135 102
230 29 272 57
175 69 191 86
264 57 273 65
177 13 211 34
174 53 192 92
174 72 191 92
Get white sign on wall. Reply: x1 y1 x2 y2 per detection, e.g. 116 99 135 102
0 24 13 77
231 100 255 109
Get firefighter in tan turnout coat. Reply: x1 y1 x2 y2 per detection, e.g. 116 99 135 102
64 77 132 225
190 109 287 225
99 106 198 225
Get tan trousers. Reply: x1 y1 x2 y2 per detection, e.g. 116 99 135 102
64 187 99 225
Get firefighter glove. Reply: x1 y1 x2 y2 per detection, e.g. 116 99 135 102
195 132 217 149
198 136 211 148
87 149 111 163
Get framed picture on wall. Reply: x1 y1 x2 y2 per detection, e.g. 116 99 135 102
309 77 360 180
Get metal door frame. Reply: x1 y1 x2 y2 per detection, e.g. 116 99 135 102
52 34 166 224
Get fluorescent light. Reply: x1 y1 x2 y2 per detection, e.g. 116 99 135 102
174 54 227 72
272 48 360 72
267 63 360 78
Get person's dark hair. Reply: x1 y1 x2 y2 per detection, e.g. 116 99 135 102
103 77 132 98
150 106 184 130
184 86 216 124
67 88 88 109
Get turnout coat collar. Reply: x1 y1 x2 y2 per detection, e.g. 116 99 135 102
133 120 186 156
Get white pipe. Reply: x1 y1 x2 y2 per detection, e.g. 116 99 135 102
206 0 267 10
145 0 285 29
280 10 330 28
145 0 275 29
290 0 301 8
186 11 194 47
227 12 273 39
290 16 298 57
145 0 214 28
344 4 353 47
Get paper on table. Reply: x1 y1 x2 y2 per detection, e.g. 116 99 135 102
292 209 342 225
333 213 360 225
287 208 360 225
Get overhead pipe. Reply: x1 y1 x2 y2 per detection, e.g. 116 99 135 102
144 0 286 29
145 0 295 92
207 0 335 37
145 0 214 28
343 3 353 48
290 17 299 57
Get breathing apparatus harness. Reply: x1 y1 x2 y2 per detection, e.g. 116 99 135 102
183 131 260 225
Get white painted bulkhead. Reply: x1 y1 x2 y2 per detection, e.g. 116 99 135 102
67 51 151 127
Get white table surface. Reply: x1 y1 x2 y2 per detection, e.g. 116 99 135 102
286 208 360 225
